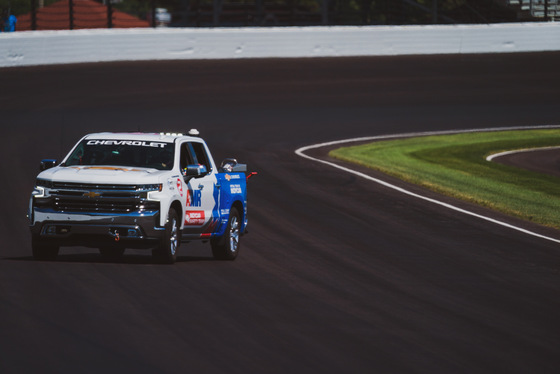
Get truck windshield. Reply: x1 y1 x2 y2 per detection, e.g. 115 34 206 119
64 139 174 170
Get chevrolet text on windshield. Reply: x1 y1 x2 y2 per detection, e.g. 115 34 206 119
86 140 168 148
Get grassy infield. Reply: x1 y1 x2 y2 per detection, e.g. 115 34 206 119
329 129 560 230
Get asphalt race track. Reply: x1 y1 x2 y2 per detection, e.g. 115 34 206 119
1 53 560 374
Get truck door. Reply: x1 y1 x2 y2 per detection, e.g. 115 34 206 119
180 141 218 234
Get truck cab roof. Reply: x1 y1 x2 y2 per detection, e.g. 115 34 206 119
83 131 202 143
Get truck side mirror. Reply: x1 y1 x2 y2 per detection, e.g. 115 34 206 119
184 164 207 180
220 158 238 173
40 159 58 171
220 158 247 173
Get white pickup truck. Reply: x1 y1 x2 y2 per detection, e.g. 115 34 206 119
28 131 253 263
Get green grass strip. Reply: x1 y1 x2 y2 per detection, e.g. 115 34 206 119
329 129 560 229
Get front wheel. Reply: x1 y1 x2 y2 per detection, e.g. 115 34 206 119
152 209 180 264
211 207 241 261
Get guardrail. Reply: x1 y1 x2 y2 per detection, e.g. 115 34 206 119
1 22 559 68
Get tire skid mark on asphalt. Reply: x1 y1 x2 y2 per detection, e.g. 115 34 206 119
295 125 560 245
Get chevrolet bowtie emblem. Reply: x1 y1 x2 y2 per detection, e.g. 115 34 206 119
83 191 101 198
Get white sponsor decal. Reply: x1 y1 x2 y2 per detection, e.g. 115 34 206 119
230 184 242 194
87 140 167 148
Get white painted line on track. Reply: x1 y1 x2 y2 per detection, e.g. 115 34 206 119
295 125 560 245
486 146 560 162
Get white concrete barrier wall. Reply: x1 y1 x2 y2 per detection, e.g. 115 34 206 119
0 22 559 67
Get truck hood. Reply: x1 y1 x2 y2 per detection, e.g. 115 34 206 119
38 165 166 185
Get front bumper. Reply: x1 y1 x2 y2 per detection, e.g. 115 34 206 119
30 208 164 248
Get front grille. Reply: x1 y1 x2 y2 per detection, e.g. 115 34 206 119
43 184 159 214
51 182 145 191
53 197 141 213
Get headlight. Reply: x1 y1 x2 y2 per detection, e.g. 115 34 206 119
137 184 163 192
32 187 45 198
36 178 53 188
137 184 163 201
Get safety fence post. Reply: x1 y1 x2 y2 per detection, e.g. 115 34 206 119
107 0 113 28
31 0 37 30
69 0 73 30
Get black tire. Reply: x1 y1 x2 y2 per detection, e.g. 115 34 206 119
99 247 125 261
152 209 180 264
211 207 240 261
31 235 59 261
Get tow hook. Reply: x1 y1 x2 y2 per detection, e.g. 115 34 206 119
109 228 121 242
